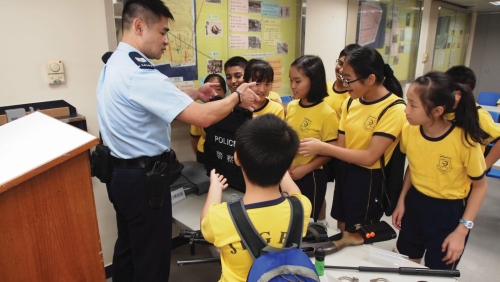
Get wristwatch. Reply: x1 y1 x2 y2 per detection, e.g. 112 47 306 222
235 90 242 104
459 219 474 229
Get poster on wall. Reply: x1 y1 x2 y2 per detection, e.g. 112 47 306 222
435 16 450 49
249 1 262 13
206 21 223 36
153 0 198 81
357 2 386 48
277 42 289 54
207 59 223 74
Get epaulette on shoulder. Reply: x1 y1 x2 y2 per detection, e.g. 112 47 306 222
128 52 155 69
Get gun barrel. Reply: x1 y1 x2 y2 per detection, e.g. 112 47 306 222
177 258 220 266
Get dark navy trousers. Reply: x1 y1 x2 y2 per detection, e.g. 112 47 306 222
106 167 172 282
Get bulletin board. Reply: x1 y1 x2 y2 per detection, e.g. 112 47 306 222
152 0 302 96
431 8 470 72
151 0 199 84
356 0 422 82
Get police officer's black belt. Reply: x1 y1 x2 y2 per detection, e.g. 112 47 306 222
112 152 170 169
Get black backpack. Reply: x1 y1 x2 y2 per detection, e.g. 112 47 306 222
347 98 406 216
204 106 252 192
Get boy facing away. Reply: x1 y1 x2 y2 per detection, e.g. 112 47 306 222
200 114 312 282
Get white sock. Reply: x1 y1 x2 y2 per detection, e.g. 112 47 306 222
317 219 329 228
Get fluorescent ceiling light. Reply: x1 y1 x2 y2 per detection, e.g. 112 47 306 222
490 1 500 6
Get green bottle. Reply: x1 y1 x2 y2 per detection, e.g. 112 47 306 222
315 247 325 276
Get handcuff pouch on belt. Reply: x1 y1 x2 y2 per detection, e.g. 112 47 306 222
146 161 170 209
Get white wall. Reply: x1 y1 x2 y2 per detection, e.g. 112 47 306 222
304 0 348 81
0 0 116 265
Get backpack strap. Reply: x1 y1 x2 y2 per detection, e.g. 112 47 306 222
227 196 304 260
378 99 406 205
378 99 406 171
283 196 304 248
346 97 353 113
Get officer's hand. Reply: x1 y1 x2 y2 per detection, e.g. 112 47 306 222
198 83 219 102
236 82 259 111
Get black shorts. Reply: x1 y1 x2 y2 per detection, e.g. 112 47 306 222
293 169 327 221
331 161 383 230
397 186 468 270
323 157 339 182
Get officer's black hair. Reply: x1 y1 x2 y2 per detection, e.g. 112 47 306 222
243 59 274 83
224 56 248 72
122 0 174 31
291 55 328 104
235 114 299 187
445 65 476 91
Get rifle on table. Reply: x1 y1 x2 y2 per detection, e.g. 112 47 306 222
177 221 397 265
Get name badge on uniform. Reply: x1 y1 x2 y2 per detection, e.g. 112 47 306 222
129 52 155 69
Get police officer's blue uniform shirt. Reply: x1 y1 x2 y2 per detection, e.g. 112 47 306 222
97 42 193 159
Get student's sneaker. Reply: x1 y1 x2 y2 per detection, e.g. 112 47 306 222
317 219 329 228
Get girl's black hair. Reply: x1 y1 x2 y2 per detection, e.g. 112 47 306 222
345 47 403 97
204 73 227 94
243 59 274 83
290 55 328 103
339 43 361 58
413 71 489 146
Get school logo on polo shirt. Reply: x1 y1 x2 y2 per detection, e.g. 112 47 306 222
363 116 377 132
437 155 452 174
299 118 312 133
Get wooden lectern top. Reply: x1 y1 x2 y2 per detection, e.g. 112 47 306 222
0 112 98 193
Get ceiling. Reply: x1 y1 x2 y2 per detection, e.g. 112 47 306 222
442 0 500 12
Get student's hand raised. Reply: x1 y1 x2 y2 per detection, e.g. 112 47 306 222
209 169 228 191
236 82 260 111
298 138 325 157
198 83 220 102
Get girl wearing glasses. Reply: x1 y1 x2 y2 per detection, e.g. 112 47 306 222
321 44 362 217
324 43 361 119
394 71 487 270
286 55 339 223
298 47 406 231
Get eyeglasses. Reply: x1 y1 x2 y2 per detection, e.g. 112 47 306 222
335 59 344 67
339 72 363 87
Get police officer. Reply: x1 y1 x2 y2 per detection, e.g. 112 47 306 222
96 1 258 281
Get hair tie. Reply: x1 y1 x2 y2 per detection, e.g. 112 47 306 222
383 64 394 78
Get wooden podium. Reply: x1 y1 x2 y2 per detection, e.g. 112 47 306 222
0 112 105 281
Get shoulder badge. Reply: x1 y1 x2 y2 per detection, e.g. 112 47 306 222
128 52 155 69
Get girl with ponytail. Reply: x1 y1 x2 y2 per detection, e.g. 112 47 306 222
392 71 488 270
298 47 407 231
